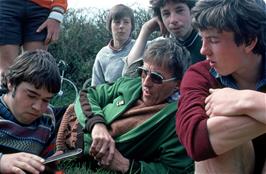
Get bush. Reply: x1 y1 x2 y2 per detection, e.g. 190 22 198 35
49 7 158 91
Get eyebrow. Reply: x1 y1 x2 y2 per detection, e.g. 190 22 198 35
26 88 53 100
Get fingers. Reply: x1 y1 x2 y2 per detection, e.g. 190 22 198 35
1 153 45 174
44 29 59 45
90 137 114 159
11 166 26 174
36 23 45 33
209 88 216 94
12 160 44 174
36 19 60 45
97 143 115 166
205 102 212 116
90 138 115 166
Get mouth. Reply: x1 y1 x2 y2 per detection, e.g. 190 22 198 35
117 31 125 34
143 87 151 97
28 112 40 118
169 26 182 33
207 59 216 68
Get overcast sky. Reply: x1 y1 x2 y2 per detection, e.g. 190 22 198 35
69 0 150 9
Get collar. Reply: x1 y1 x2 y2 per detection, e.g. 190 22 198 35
108 38 132 52
210 53 266 90
167 91 180 103
177 29 199 48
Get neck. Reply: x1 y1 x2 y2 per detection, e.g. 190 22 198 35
232 53 262 90
112 38 128 50
178 26 193 41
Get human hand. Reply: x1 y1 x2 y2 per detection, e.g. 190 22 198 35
205 88 244 117
0 152 45 174
99 148 130 173
143 17 169 37
36 18 60 45
90 123 115 166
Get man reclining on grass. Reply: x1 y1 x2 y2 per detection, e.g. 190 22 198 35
56 38 194 174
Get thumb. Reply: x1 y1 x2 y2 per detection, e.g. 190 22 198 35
209 88 216 93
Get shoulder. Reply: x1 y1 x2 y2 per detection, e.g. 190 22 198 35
96 45 111 56
181 60 218 92
115 76 141 86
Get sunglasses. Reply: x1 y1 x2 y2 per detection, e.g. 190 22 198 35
137 67 177 84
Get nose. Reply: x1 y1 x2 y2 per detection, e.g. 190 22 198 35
200 40 210 56
32 100 46 113
170 13 178 24
119 22 125 28
142 74 153 87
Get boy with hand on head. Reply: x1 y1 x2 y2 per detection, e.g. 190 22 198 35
123 0 205 77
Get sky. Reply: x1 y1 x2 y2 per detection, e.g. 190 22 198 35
69 0 150 10
69 0 266 10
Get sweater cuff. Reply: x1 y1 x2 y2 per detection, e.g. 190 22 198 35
84 115 106 133
126 159 141 174
51 6 65 14
48 11 64 23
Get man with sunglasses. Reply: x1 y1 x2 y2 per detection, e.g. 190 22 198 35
56 38 193 173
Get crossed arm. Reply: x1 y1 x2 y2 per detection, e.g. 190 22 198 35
177 64 266 161
205 88 266 155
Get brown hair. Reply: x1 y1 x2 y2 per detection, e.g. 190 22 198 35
106 4 135 33
1 49 61 94
143 38 191 80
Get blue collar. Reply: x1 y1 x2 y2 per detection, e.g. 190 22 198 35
210 53 266 90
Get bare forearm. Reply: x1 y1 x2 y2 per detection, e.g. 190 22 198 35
206 88 266 124
207 115 266 155
127 25 153 66
242 90 266 124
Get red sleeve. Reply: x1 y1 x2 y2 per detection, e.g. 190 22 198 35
176 61 220 161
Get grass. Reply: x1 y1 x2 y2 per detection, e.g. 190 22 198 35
58 158 117 174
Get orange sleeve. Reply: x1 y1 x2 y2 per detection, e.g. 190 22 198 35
51 0 68 12
31 0 68 12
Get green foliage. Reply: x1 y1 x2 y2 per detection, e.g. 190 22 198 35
49 7 158 92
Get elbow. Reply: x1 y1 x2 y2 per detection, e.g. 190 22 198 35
187 148 217 162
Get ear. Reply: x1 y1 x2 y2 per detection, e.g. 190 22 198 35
244 37 258 54
7 82 14 92
175 80 181 90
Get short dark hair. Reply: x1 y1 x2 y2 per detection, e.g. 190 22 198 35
1 49 61 94
106 4 135 33
143 38 191 80
192 0 266 55
151 0 196 19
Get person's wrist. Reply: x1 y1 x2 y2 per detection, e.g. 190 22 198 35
48 11 64 23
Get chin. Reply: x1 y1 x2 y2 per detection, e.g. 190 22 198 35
143 99 154 106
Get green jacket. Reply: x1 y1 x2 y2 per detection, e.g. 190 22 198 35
75 77 193 174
